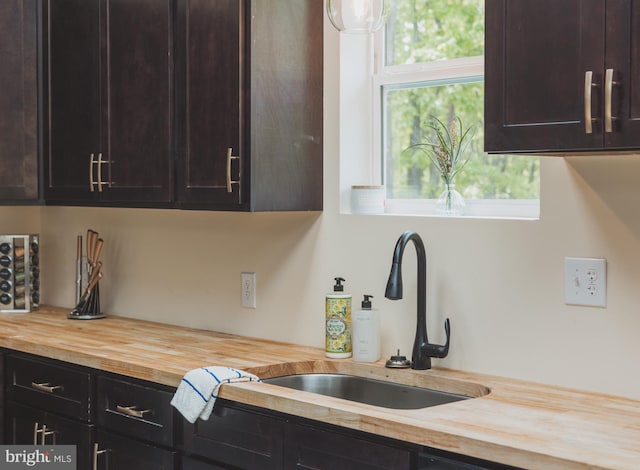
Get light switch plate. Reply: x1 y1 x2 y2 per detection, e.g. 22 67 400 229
564 257 607 307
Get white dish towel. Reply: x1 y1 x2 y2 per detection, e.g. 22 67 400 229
171 366 261 423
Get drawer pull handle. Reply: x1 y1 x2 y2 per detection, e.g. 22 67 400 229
116 404 152 419
93 443 109 470
31 382 64 393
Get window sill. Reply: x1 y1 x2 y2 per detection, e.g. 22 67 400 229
349 198 540 220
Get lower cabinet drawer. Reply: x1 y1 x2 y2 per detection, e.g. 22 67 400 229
95 429 177 470
284 422 413 470
418 449 522 470
6 353 92 420
182 399 284 470
182 456 229 470
97 375 176 447
6 401 94 469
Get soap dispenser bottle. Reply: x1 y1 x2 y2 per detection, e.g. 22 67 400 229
352 294 381 362
325 277 352 358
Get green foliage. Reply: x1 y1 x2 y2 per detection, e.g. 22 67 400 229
404 116 475 185
383 0 540 200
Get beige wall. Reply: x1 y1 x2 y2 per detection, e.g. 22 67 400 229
2 22 640 401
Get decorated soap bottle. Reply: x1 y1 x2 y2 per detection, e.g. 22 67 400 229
352 294 381 362
325 277 352 358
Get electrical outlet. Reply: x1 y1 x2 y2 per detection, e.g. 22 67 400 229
564 257 607 307
241 272 256 309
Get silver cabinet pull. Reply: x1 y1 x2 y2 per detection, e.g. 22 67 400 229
33 422 41 445
41 424 55 445
605 68 618 133
116 405 151 419
93 443 108 470
584 71 598 134
33 423 56 445
226 147 241 193
90 153 96 192
31 382 64 393
89 153 107 192
97 153 105 192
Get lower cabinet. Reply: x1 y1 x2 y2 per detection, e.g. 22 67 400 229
182 399 284 469
1 350 521 470
182 456 229 470
6 401 94 469
181 400 521 470
3 352 178 470
95 373 178 469
0 351 3 444
283 421 414 470
418 449 519 470
95 430 177 470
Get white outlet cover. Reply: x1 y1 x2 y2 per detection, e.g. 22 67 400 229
241 272 256 309
564 257 607 307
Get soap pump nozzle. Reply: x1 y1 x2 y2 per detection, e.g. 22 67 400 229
333 277 345 292
361 294 373 309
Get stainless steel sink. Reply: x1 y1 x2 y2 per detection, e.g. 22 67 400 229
263 373 470 409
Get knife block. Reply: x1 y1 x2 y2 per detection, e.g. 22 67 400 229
0 234 40 313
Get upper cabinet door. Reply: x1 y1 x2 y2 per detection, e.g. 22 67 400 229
175 0 323 211
0 0 39 202
100 0 173 204
175 0 245 209
485 0 605 153
44 0 101 202
44 0 173 206
604 0 640 149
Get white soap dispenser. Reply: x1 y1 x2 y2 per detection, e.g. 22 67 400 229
352 294 380 362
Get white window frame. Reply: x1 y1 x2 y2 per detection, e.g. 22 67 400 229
371 30 540 219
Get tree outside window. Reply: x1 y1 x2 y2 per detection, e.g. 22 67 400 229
380 0 539 205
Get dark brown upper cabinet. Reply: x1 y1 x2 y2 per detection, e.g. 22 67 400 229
175 0 323 211
0 0 38 202
485 0 640 154
43 0 173 206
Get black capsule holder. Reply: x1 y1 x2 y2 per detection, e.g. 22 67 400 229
0 234 40 313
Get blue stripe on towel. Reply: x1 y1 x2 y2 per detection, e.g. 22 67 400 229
181 377 208 402
202 367 223 384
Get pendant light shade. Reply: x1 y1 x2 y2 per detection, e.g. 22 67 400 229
326 0 387 34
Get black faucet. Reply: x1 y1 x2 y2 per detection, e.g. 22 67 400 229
384 231 450 370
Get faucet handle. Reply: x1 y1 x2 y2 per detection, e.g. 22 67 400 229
424 318 450 359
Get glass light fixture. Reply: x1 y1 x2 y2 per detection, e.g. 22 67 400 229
327 0 387 34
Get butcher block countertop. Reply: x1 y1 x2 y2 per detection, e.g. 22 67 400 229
1 307 639 470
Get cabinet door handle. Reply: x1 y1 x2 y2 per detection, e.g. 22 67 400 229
33 422 42 445
33 423 56 445
605 68 618 133
31 381 64 393
97 153 104 193
41 424 56 445
226 147 241 201
584 71 598 134
115 404 152 419
93 443 109 470
90 154 96 192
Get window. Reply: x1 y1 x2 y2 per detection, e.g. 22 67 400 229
374 0 539 218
